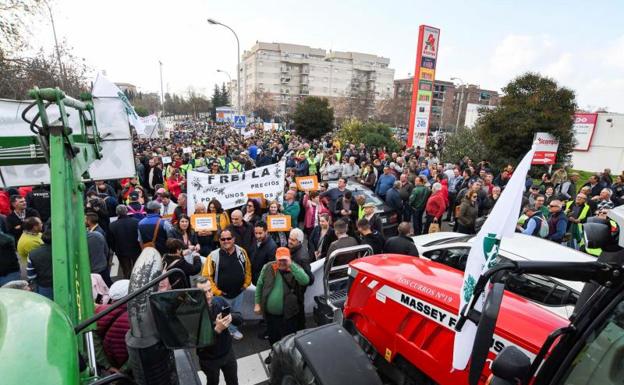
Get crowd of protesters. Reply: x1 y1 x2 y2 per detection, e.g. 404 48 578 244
1 118 623 382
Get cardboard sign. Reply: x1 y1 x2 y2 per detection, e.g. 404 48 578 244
296 175 319 191
247 192 267 208
161 156 172 164
191 213 217 231
267 215 291 232
182 147 192 154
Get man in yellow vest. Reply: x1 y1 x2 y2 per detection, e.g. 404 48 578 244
565 192 591 250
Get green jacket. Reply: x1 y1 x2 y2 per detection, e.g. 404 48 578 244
283 201 301 226
409 185 430 210
255 262 309 317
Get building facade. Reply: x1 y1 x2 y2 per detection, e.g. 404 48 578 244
393 77 500 130
232 42 395 116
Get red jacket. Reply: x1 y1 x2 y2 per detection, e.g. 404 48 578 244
96 303 130 368
0 190 10 216
166 176 184 199
425 191 447 218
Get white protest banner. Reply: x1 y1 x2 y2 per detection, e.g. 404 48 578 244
187 160 286 214
182 147 193 154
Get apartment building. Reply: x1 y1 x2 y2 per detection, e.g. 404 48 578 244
233 42 395 115
394 77 500 130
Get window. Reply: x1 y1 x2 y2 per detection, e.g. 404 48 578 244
496 255 578 306
422 246 579 307
423 247 470 271
559 298 624 384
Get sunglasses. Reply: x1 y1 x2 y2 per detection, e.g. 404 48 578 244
220 237 233 241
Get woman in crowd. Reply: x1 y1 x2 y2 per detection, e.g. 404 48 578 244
320 155 341 181
308 213 336 261
170 214 200 255
193 203 214 256
302 190 330 235
162 239 202 289
208 198 231 241
456 191 479 234
166 168 185 202
243 199 261 224
611 175 624 204
359 163 377 189
261 200 288 247
95 280 131 375
544 186 556 206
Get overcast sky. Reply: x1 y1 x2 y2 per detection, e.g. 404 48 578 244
36 0 624 111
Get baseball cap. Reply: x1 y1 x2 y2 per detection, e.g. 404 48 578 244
275 247 291 261
363 202 376 208
530 185 539 190
156 187 166 195
109 280 130 301
129 191 139 200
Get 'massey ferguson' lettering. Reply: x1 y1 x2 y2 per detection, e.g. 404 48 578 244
400 293 455 328
378 285 536 362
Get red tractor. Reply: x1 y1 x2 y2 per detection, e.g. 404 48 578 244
268 245 570 385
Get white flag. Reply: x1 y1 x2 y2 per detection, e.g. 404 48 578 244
92 72 145 135
452 146 536 370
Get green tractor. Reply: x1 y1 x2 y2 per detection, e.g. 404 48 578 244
0 88 212 385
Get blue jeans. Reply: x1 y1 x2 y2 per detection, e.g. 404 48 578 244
224 292 244 333
0 271 20 287
412 208 425 235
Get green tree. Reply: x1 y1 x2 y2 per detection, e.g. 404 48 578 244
441 128 487 164
210 84 222 120
475 72 576 167
134 105 149 117
220 82 230 106
293 96 334 140
338 118 400 152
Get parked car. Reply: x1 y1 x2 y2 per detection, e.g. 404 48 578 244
411 232 596 318
327 180 399 236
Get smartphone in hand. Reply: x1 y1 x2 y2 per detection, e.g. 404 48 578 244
221 305 231 316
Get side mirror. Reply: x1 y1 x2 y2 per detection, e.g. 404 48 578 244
469 282 505 385
149 289 214 349
490 346 531 385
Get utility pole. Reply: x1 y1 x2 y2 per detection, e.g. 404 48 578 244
159 60 165 116
44 0 65 88
451 77 465 132
159 61 165 138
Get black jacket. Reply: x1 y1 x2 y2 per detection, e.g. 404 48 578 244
28 242 53 287
6 208 40 241
197 296 242 360
252 237 277 284
308 226 337 260
108 216 141 259
26 186 51 223
360 231 384 254
334 198 358 224
289 243 313 285
383 235 419 256
227 222 256 259
164 255 202 289
0 230 19 276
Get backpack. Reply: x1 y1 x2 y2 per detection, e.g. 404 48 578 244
127 204 146 219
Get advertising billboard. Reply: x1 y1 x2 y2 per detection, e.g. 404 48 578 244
408 25 440 148
573 113 598 151
531 132 559 165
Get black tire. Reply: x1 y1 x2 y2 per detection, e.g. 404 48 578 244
269 333 318 385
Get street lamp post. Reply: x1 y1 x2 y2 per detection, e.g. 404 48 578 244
451 77 465 132
208 19 241 116
159 61 165 115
